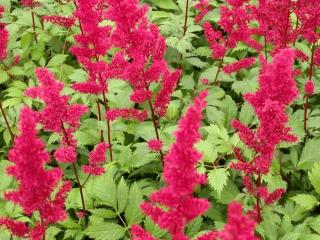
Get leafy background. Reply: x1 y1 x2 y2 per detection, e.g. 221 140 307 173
1 0 320 239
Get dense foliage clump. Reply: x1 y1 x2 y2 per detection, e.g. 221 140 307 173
0 0 320 239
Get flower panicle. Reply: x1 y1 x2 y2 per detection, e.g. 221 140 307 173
131 91 209 239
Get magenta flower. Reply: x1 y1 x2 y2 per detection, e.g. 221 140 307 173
0 5 8 60
82 142 109 176
42 15 76 28
131 91 209 239
231 48 298 221
0 107 70 238
223 57 256 74
196 202 258 240
147 139 163 152
25 68 87 163
305 80 315 96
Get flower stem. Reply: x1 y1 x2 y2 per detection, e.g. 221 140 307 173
60 122 87 226
256 173 262 223
102 91 113 162
97 100 104 142
304 43 316 136
148 99 164 167
0 100 14 142
30 6 38 43
264 33 268 60
178 0 190 67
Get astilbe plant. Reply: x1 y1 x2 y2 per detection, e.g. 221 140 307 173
231 48 299 222
0 107 70 239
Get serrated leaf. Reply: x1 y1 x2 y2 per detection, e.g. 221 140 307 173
208 168 229 197
93 171 117 209
180 74 195 90
125 183 144 226
84 222 125 240
309 162 320 194
0 69 9 83
47 54 68 67
298 138 320 170
291 194 319 210
196 140 217 163
117 177 129 213
152 0 178 10
186 57 208 68
45 226 61 240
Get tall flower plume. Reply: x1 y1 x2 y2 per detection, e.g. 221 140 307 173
0 107 70 239
131 91 209 240
25 68 87 163
231 48 298 222
105 0 181 119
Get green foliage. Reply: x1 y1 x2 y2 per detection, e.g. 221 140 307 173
1 0 320 239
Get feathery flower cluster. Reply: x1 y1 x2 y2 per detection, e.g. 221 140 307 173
194 0 213 23
251 0 296 50
0 5 8 60
231 48 298 221
0 107 70 239
147 139 163 152
42 15 76 28
21 0 39 7
223 57 256 74
201 0 262 60
131 91 209 240
82 142 109 175
105 0 182 119
25 68 87 163
305 80 315 97
70 0 114 94
106 109 148 122
294 0 320 44
196 202 258 240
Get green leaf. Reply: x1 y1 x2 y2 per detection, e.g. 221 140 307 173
186 57 208 68
152 0 178 10
309 162 320 194
84 222 126 240
196 140 217 163
47 54 68 67
179 74 195 90
298 138 320 170
0 69 9 84
93 171 117 209
125 182 144 226
186 217 202 237
291 194 319 210
117 177 129 213
208 168 229 197
45 226 62 240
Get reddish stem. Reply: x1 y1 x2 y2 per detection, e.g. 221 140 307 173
256 173 262 223
60 122 87 226
0 100 14 142
30 6 38 43
304 43 316 135
147 99 164 167
283 0 291 47
97 100 104 142
102 91 113 162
